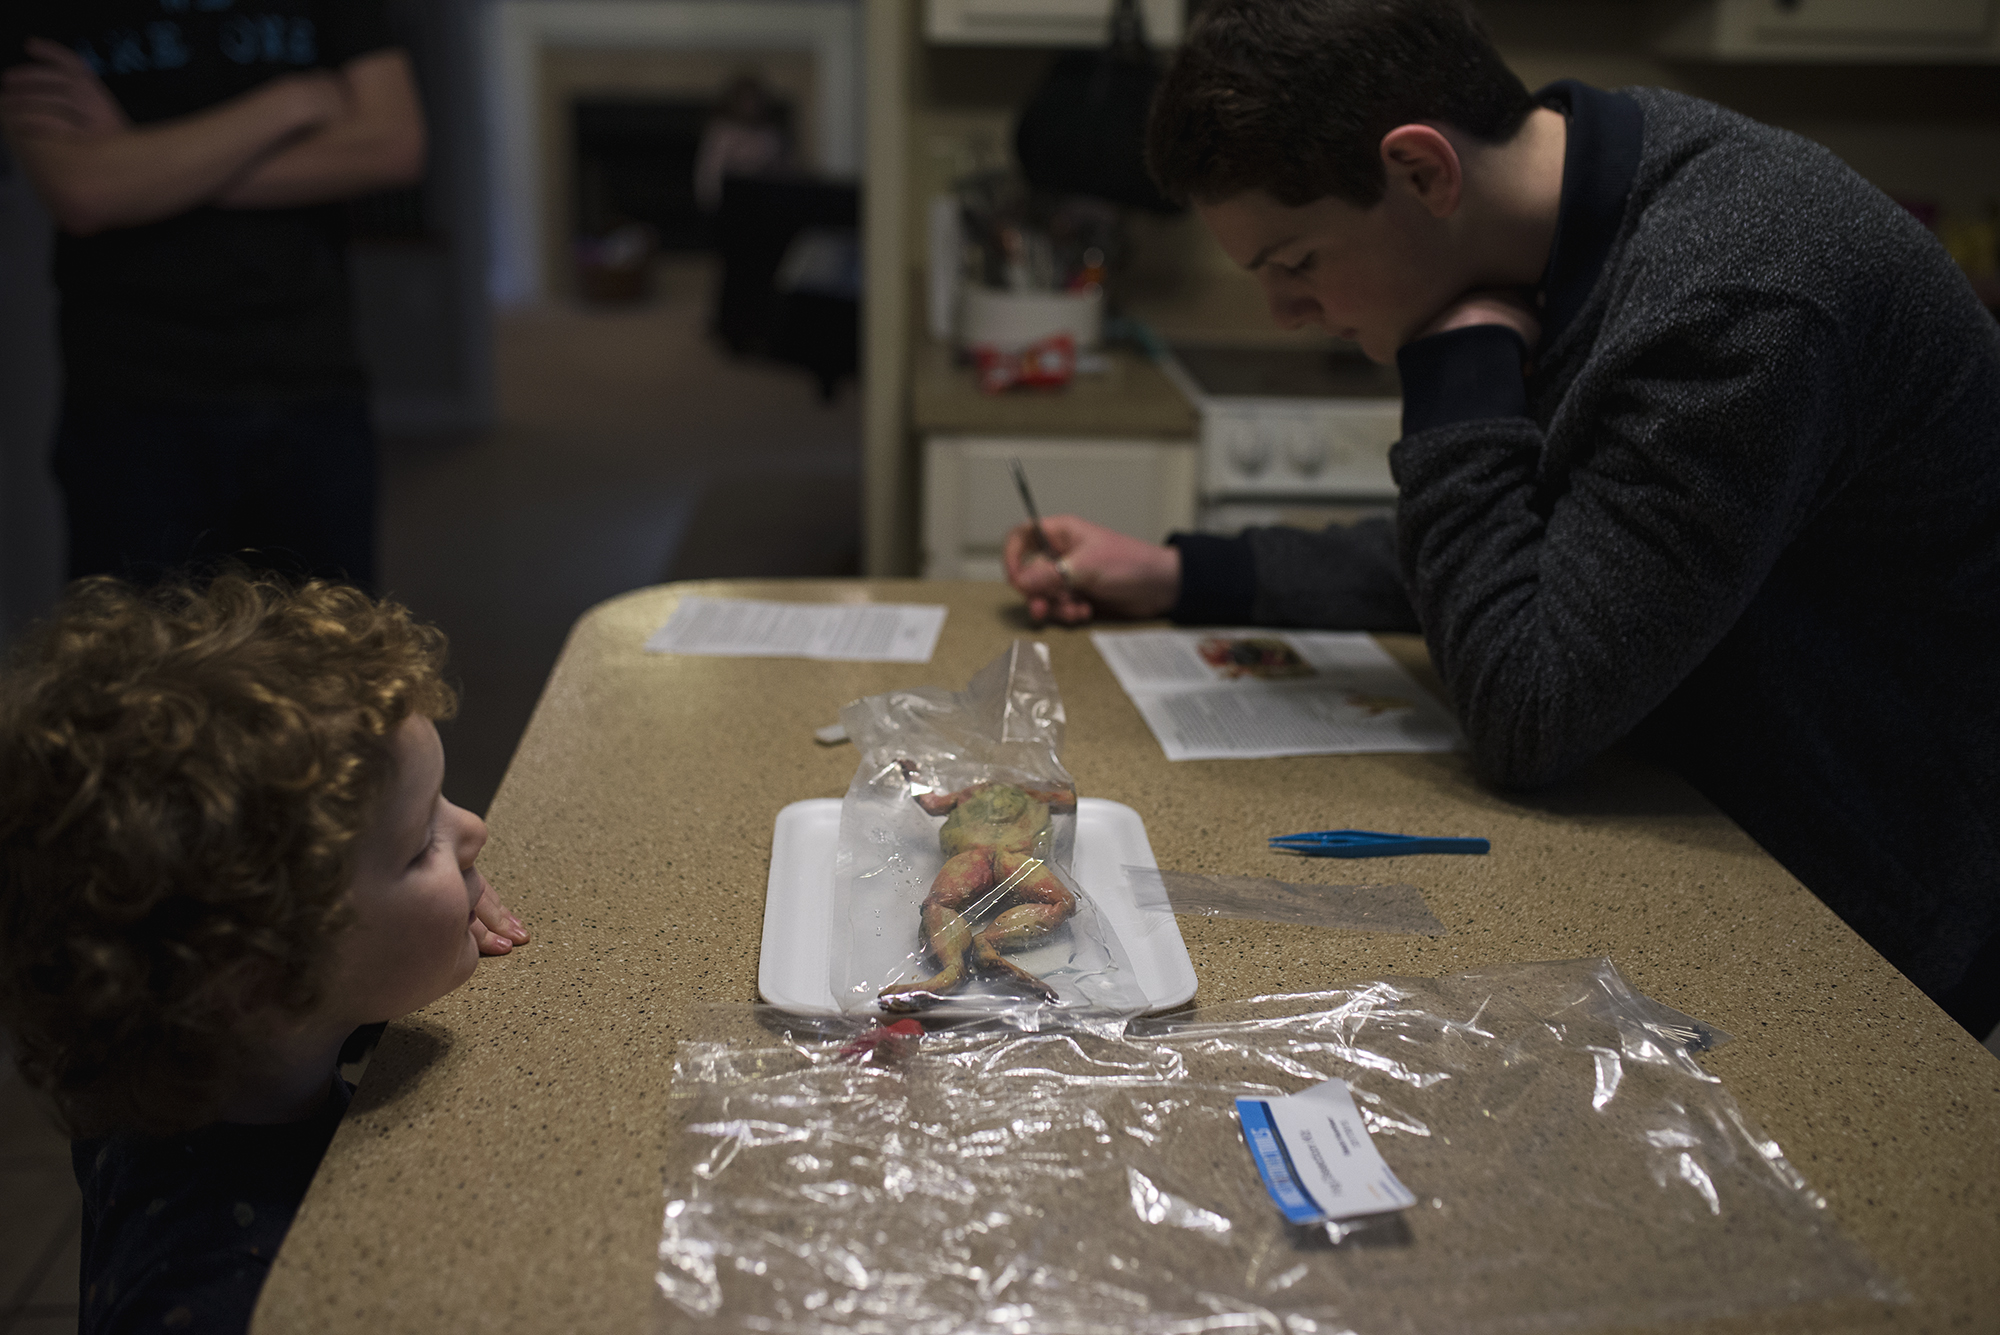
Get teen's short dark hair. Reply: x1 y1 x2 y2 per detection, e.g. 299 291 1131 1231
1148 0 1536 208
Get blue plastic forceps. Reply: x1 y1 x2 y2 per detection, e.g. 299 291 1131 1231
1269 829 1490 858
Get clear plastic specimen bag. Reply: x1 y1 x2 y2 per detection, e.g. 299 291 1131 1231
831 641 1148 1020
656 958 1884 1333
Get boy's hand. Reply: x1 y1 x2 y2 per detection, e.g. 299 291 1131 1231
471 878 529 955
1003 515 1182 625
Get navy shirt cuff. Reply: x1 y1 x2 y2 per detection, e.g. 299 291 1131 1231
1166 533 1257 625
1396 325 1529 434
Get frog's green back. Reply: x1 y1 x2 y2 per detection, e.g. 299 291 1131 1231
939 784 1051 857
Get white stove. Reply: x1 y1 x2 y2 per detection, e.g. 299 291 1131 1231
1161 343 1404 505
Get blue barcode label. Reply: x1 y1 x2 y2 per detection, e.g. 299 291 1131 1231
1235 1098 1327 1224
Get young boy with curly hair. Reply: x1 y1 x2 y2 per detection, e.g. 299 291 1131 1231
0 571 529 1333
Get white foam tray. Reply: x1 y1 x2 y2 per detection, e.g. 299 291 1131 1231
759 797 1198 1016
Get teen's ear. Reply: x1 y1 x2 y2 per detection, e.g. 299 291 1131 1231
1379 124 1463 219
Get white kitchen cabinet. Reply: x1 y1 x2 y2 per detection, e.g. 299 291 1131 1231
923 435 1197 579
1651 0 2000 61
924 0 1182 46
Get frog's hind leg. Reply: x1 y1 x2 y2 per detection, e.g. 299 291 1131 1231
994 852 1076 917
977 902 1069 951
926 847 997 911
971 933 1060 1003
879 903 976 1012
969 852 1076 1003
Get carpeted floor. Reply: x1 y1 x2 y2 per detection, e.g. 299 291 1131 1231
379 254 860 818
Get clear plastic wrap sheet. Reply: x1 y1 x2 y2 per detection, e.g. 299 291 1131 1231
1124 869 1725 1051
1125 866 1448 937
656 958 1877 1333
832 642 1147 1021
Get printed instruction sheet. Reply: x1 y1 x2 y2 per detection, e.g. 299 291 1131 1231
645 596 947 663
1091 628 1462 761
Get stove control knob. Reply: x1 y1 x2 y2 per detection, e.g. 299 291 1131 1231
1227 422 1273 476
1326 424 1355 465
1286 423 1330 477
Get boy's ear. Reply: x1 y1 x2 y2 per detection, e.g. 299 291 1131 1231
1379 124 1464 219
206 955 296 1025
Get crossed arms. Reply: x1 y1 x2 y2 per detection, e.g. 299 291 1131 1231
0 36 423 236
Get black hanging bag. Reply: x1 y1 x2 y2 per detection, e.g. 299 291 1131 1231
1013 0 1183 214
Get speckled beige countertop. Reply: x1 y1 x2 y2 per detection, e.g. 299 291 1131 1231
911 342 1199 438
254 580 1999 1334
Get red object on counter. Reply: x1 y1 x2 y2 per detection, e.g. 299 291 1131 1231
973 333 1076 393
838 1018 926 1062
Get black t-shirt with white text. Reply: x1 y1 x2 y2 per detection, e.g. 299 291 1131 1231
1 1 398 406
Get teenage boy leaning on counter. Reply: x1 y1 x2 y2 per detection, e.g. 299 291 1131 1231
0 574 529 1334
1007 0 2000 1040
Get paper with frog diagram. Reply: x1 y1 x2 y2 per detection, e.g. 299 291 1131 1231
1091 628 1464 761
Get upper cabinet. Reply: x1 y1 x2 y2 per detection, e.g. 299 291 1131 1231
1651 0 2000 61
925 0 1184 46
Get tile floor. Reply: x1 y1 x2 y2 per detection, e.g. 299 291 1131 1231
0 255 859 1333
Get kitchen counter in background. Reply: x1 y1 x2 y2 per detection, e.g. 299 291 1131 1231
909 338 1198 437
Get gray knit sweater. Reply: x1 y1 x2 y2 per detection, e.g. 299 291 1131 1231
1171 84 2000 1007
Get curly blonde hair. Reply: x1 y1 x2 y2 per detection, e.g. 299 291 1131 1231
0 572 456 1137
